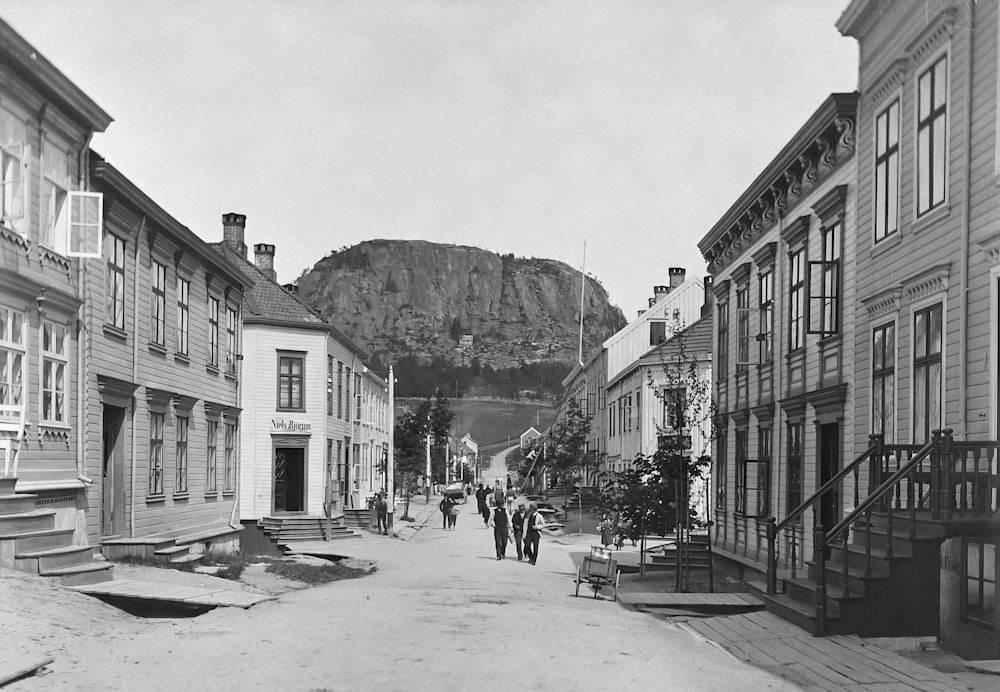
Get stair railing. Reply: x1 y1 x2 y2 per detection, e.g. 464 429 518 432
765 434 883 595
811 432 938 635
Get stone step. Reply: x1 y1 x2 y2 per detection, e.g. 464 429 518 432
0 509 56 534
42 561 114 586
3 528 75 554
15 544 95 573
0 493 38 514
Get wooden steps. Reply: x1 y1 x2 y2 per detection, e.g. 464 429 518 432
259 515 360 544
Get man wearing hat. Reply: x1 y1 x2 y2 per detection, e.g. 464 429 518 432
511 502 527 560
524 502 545 565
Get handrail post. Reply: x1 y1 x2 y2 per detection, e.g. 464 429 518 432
814 524 827 636
766 517 777 595
942 429 954 520
870 433 884 512
931 429 943 520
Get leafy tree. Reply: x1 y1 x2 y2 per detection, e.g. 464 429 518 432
544 398 592 511
392 396 455 518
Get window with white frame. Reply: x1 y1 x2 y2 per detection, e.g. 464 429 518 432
106 235 126 330
917 54 948 217
736 284 750 369
278 354 304 410
149 412 164 496
226 307 237 375
0 109 27 236
874 99 900 241
175 415 188 494
150 262 167 346
40 140 70 253
224 422 235 492
176 277 189 355
41 320 67 423
208 297 219 367
0 306 24 420
735 429 748 514
913 303 943 443
786 421 803 517
808 221 841 337
789 249 805 350
964 538 996 629
758 269 773 363
206 419 218 493
717 300 729 380
872 323 896 443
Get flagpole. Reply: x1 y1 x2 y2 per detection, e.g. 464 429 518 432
578 241 586 367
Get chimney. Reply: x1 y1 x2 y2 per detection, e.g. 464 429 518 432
254 243 277 282
668 267 686 289
222 213 247 258
637 309 646 317
283 283 299 295
702 275 714 318
653 285 670 303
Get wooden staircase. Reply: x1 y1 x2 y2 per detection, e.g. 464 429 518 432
648 533 713 571
258 515 359 544
340 508 374 529
0 477 113 585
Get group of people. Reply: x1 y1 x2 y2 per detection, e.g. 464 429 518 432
438 495 459 530
489 500 545 563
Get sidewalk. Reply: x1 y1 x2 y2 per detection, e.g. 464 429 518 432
387 494 440 541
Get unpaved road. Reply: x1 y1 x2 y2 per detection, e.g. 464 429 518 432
4 451 796 691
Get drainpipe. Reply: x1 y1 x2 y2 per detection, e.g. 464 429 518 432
76 134 95 486
958 0 975 438
229 306 242 531
129 217 145 537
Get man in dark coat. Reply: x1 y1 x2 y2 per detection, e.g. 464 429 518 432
475 484 489 525
511 503 526 560
489 505 511 560
524 502 545 565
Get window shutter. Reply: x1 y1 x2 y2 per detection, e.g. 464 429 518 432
807 260 839 336
67 191 103 258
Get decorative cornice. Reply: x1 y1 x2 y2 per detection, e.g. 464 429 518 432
781 215 811 248
173 394 199 412
779 394 807 420
799 154 818 193
712 278 731 303
813 185 849 223
975 231 1000 266
804 382 848 417
902 263 950 303
867 58 909 105
732 262 752 287
729 408 750 429
146 387 173 411
752 403 775 425
752 242 777 272
906 8 955 65
861 285 903 318
816 136 836 175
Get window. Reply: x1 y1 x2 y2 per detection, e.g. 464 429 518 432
872 323 896 443
662 388 687 431
327 356 334 416
759 270 773 363
150 262 167 346
964 539 995 629
206 420 218 493
917 55 948 216
355 372 362 420
715 429 727 513
717 300 729 380
0 110 26 236
226 307 238 375
224 422 235 492
913 303 943 443
208 297 219 367
787 422 803 516
650 321 666 346
808 222 841 336
175 415 188 494
755 427 772 517
106 235 126 330
0 306 24 419
40 140 69 253
41 321 67 423
149 412 164 496
278 355 304 410
337 361 344 419
789 249 805 351
735 429 748 514
736 284 750 369
874 99 900 241
175 277 189 355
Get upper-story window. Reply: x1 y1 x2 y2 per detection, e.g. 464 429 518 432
736 284 750 370
0 306 25 420
41 141 70 253
337 361 344 419
278 353 304 410
106 235 126 330
327 356 334 416
41 320 67 423
150 262 167 347
808 221 841 337
176 277 189 356
917 54 948 217
874 99 900 241
758 270 773 363
913 303 943 443
872 322 895 444
225 307 238 375
208 297 220 367
0 110 27 237
717 300 729 380
650 321 666 346
789 249 805 351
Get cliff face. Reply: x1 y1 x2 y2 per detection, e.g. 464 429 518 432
296 240 626 370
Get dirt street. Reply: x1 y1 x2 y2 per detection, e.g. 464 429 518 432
3 454 796 691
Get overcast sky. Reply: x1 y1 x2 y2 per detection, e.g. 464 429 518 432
0 1 857 317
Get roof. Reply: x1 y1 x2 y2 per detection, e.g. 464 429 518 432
605 314 713 390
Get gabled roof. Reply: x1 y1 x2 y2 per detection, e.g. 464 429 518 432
606 314 713 390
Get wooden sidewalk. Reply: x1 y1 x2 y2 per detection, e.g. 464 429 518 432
67 579 275 609
676 611 970 692
618 591 763 608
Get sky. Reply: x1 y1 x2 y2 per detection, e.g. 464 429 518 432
0 0 858 317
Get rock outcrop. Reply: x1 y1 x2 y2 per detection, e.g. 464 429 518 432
296 240 626 370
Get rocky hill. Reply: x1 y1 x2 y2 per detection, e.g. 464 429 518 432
295 240 626 387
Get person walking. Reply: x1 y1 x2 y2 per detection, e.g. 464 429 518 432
524 502 545 565
489 504 511 560
511 502 526 560
475 484 490 525
598 513 614 549
439 496 454 530
447 498 458 530
375 493 389 535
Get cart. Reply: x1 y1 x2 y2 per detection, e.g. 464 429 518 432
575 546 621 601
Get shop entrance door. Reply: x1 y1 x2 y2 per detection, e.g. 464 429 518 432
274 447 306 513
101 405 126 538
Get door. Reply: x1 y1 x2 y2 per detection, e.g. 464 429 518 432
101 405 126 537
818 422 840 531
274 447 306 513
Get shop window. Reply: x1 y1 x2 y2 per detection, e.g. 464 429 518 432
964 539 995 629
41 321 67 423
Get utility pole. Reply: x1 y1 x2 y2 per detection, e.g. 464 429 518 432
425 427 431 504
387 365 395 533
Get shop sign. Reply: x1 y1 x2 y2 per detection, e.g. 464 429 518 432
271 418 312 433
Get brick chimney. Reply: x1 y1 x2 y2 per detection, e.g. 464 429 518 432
652 285 670 303
668 267 686 289
702 275 714 318
254 243 276 282
222 213 247 258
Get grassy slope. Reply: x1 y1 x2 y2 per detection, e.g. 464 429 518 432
398 398 555 449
